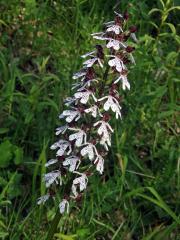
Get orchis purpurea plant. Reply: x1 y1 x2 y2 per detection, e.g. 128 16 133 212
37 11 137 215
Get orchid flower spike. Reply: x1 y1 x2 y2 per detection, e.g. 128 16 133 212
38 11 137 214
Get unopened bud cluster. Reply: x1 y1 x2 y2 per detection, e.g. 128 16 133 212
37 11 137 214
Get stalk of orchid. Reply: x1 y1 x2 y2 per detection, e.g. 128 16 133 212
38 11 137 219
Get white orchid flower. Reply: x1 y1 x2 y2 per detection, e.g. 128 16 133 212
37 194 50 205
114 74 130 90
84 105 102 118
55 125 68 135
43 170 62 188
93 36 126 51
92 35 109 41
72 79 98 91
64 97 78 106
94 155 104 174
74 89 97 104
68 128 87 147
106 25 123 34
103 21 115 26
114 11 123 18
106 39 120 50
83 57 103 68
81 51 96 58
94 120 113 150
72 69 87 79
50 140 72 156
108 55 126 72
45 159 58 167
80 142 98 161
63 155 81 172
59 109 81 123
59 199 69 214
109 39 126 50
98 95 122 119
91 31 105 36
71 172 88 198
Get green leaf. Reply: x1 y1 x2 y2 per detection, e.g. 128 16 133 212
14 147 23 165
175 35 180 44
0 19 8 27
76 228 90 238
7 173 23 198
167 6 180 12
148 8 163 15
0 232 9 238
0 140 13 168
166 51 178 63
137 187 180 224
159 0 165 9
54 233 77 240
0 128 9 134
0 172 17 200
0 200 11 207
25 112 34 124
39 99 59 112
0 176 8 187
164 23 176 34
158 110 175 119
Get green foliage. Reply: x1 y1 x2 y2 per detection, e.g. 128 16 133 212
0 0 179 239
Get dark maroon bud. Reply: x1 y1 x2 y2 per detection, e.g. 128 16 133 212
88 86 95 92
116 52 123 58
95 44 103 51
58 156 65 161
123 57 130 64
116 34 124 42
76 194 82 202
78 107 84 113
61 167 67 175
109 90 113 95
64 194 69 200
129 25 137 33
111 84 118 90
103 114 110 122
85 67 95 80
115 16 123 26
96 101 101 107
91 139 96 145
96 46 104 59
68 122 74 128
69 138 76 145
126 46 135 53
106 32 113 38
76 152 82 158
85 171 91 176
49 189 56 197
123 11 129 20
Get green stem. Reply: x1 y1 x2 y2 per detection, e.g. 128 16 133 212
103 64 110 81
46 209 61 240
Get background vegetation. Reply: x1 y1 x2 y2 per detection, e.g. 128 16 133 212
0 0 179 239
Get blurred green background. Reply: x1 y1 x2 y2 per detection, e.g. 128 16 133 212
0 0 179 239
